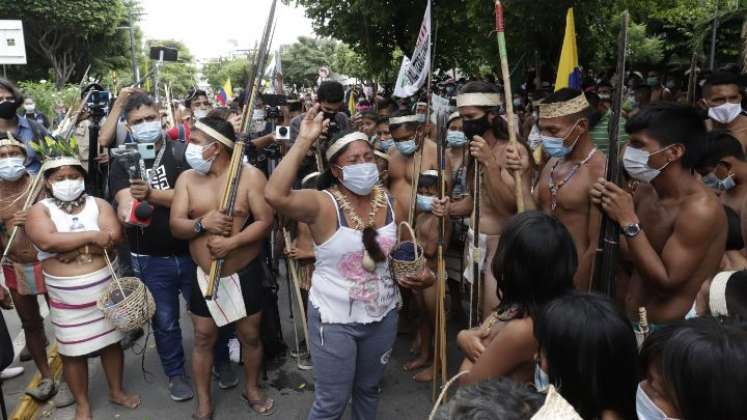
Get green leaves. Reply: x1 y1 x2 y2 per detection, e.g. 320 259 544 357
31 135 80 160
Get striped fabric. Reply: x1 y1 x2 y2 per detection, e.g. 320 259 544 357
2 261 46 295
590 110 629 155
44 265 123 356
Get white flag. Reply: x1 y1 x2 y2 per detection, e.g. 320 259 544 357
393 0 431 98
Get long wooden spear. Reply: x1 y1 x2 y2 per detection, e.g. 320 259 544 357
205 0 278 299
495 1 524 213
432 110 449 401
592 11 630 297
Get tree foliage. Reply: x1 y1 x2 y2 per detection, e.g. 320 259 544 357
279 37 367 87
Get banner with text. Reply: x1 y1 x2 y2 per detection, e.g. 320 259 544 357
393 0 431 98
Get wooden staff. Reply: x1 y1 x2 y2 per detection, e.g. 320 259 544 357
0 172 45 266
686 50 699 105
282 228 311 361
592 11 629 296
204 0 278 299
495 1 524 213
164 83 176 129
468 160 481 328
432 110 449 400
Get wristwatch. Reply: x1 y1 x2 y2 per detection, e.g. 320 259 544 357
622 223 642 238
193 218 206 235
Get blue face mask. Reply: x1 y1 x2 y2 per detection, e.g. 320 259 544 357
131 120 162 143
534 362 550 392
395 139 417 156
377 138 395 152
416 194 434 212
541 122 580 158
446 130 468 148
720 174 737 191
702 172 720 189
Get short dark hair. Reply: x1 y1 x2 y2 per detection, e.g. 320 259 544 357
195 116 236 150
376 97 398 113
535 292 638 419
185 88 208 108
703 71 741 96
698 130 746 170
124 93 157 122
317 81 344 103
661 317 747 420
0 78 22 109
492 211 576 317
542 88 594 123
434 377 544 420
625 103 707 169
361 111 379 123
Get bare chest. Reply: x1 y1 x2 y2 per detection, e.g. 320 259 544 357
187 176 251 220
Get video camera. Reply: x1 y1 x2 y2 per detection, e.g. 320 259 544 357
111 144 156 227
83 86 111 118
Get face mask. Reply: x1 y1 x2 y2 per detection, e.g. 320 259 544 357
24 104 35 113
702 172 720 189
541 122 580 158
52 179 85 202
708 102 742 125
636 383 680 420
446 130 468 148
338 162 379 196
194 108 210 120
0 101 18 119
416 194 434 212
463 114 492 140
647 77 659 87
534 363 550 393
599 93 611 100
623 146 672 183
185 142 215 175
377 139 394 152
131 120 162 143
528 125 542 151
720 174 737 191
0 157 26 181
396 139 417 156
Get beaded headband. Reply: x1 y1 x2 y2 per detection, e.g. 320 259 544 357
0 134 26 155
325 131 369 161
539 94 590 119
456 93 501 108
194 121 235 149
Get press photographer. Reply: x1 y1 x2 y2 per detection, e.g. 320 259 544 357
108 92 197 402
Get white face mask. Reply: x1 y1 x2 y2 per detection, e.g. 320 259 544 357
0 157 26 181
338 162 379 196
636 383 681 420
24 104 35 113
708 102 742 125
193 108 210 120
52 179 85 202
623 146 672 183
185 142 215 175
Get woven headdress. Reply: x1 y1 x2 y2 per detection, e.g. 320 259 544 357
31 136 84 173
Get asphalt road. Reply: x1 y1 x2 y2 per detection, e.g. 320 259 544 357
1 269 464 420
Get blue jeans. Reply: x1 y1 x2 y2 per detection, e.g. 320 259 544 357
132 254 195 378
307 305 398 420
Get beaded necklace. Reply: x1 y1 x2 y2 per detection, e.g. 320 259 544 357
329 185 387 230
548 148 597 213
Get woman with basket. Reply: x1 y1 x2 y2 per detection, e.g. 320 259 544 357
266 105 434 420
25 138 139 420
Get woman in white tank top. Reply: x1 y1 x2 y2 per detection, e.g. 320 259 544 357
266 106 434 420
25 159 140 419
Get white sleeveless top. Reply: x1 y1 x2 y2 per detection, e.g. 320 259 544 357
36 196 100 262
309 190 400 324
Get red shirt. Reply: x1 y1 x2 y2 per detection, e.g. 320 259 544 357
166 123 191 142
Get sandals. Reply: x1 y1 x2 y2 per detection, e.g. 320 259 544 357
241 393 275 416
25 378 57 402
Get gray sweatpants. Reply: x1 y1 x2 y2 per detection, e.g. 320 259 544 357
307 305 398 420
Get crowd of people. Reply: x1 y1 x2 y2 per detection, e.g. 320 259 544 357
0 61 747 420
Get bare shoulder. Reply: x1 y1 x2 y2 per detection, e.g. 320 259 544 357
241 163 268 185
93 197 114 211
176 169 198 185
677 188 725 238
587 150 608 177
495 316 535 344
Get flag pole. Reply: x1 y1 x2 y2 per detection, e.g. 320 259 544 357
495 1 525 213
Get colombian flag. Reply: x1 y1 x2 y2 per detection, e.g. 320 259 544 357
554 8 582 91
216 78 234 106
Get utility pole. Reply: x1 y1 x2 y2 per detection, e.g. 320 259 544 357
709 0 721 70
128 5 140 81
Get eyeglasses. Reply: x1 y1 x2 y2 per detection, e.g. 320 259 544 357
0 96 15 104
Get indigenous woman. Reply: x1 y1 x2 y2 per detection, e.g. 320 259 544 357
266 105 433 420
25 141 139 420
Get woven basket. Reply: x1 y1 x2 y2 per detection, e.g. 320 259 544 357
97 252 156 332
389 222 425 281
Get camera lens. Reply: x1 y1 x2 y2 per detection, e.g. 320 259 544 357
278 127 288 136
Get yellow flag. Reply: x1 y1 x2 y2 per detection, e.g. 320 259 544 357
554 8 581 91
223 78 234 99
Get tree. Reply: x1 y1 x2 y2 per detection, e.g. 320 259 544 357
202 57 253 92
145 39 198 98
0 0 136 89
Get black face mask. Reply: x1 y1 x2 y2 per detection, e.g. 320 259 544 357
463 113 492 140
0 101 17 120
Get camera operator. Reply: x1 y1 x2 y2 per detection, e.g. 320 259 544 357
108 92 196 402
73 84 113 196
289 81 349 144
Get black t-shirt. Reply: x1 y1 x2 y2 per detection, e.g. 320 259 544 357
109 141 190 256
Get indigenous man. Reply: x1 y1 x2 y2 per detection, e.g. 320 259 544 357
0 134 59 403
386 110 439 379
591 103 726 325
170 117 274 417
432 81 532 322
702 71 747 150
509 89 606 290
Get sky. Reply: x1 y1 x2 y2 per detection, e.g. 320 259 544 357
138 0 317 61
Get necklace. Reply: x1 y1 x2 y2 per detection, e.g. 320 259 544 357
548 148 597 213
52 194 87 214
0 176 31 212
330 185 387 230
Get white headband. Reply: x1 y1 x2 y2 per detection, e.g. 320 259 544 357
448 111 462 124
325 131 369 161
195 121 235 149
388 114 425 125
456 93 501 108
709 271 734 317
421 169 438 177
301 171 320 186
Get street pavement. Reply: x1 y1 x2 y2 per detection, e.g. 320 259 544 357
1 269 464 420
